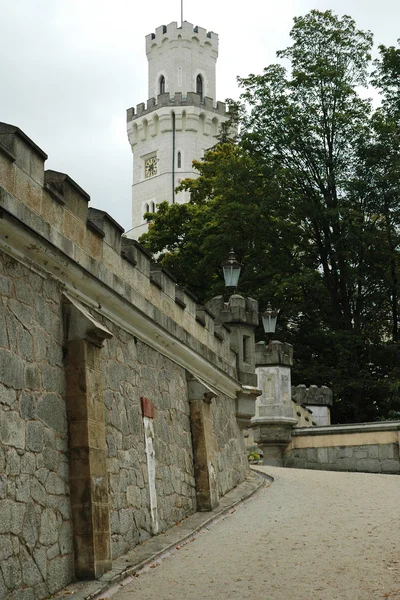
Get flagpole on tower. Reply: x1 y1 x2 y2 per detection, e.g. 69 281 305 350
181 0 183 27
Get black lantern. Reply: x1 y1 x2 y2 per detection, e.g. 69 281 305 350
262 303 278 334
222 249 242 290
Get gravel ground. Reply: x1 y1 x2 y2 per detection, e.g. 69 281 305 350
111 467 400 600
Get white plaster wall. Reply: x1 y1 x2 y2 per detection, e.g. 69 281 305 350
127 105 227 237
146 22 218 100
306 405 331 426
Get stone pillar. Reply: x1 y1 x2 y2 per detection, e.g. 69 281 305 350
206 294 260 428
187 375 219 511
63 294 113 580
251 341 297 466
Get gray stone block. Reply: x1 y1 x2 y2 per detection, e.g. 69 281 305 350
8 299 34 330
47 543 59 561
20 546 43 586
59 521 73 555
0 275 12 296
17 327 33 361
335 457 357 471
39 509 58 546
381 460 400 474
46 555 74 595
0 412 25 449
22 504 39 549
0 386 17 407
36 394 66 434
379 444 399 460
44 473 65 495
327 446 338 463
0 302 8 348
0 571 7 599
15 474 30 503
33 583 50 600
26 422 44 453
24 364 41 389
19 392 35 418
1 555 22 588
317 447 329 464
9 588 35 600
42 365 64 393
30 478 47 506
33 547 47 580
0 350 24 389
34 296 53 332
0 535 13 560
20 453 36 475
356 458 380 473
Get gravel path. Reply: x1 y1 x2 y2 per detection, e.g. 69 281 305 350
111 467 400 600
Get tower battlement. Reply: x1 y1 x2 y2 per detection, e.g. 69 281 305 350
127 93 229 121
127 20 224 238
146 21 218 55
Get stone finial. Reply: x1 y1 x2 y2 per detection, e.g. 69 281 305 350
255 340 293 367
206 294 259 327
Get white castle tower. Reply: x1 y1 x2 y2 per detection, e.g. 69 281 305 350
125 21 230 239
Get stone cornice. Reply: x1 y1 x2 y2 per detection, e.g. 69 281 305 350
0 196 241 399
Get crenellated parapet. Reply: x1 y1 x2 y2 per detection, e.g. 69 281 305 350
292 384 333 407
146 21 218 55
127 93 229 122
0 121 241 395
207 294 259 328
292 384 333 426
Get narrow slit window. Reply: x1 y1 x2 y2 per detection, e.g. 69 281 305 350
196 74 203 97
159 75 165 94
177 151 181 168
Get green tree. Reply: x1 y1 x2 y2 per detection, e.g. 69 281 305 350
141 12 400 423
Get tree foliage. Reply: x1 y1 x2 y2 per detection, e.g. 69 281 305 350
140 11 400 423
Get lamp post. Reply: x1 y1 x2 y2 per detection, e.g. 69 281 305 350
261 303 279 336
222 249 242 292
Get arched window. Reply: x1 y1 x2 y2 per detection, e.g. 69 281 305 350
150 201 155 213
144 203 149 220
196 74 203 97
159 75 165 94
177 151 181 168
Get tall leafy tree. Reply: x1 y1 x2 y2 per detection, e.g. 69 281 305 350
141 11 400 423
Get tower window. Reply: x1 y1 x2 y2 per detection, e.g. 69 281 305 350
150 201 155 213
159 75 165 94
196 74 203 97
177 151 182 168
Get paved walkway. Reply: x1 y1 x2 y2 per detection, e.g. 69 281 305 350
108 467 400 600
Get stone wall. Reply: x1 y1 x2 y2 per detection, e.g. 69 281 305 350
102 325 196 558
212 393 249 497
0 252 74 599
0 122 252 599
285 422 400 474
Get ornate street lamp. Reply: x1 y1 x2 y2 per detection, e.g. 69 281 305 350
222 249 242 291
261 303 279 334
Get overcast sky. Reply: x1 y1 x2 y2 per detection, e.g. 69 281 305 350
1 0 399 230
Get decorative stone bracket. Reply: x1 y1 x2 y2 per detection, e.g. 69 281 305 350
63 293 113 580
187 374 219 511
235 385 261 431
